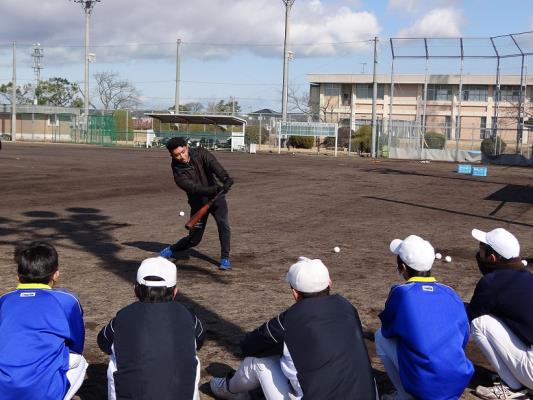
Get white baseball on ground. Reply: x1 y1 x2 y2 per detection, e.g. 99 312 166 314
435 253 442 260
179 211 185 217
445 256 452 263
333 246 340 253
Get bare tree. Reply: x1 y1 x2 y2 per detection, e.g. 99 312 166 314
184 102 204 113
288 86 311 116
93 71 141 110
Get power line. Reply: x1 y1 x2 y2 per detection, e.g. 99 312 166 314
0 38 374 49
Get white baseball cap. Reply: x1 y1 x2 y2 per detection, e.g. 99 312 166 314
390 235 435 272
137 257 177 287
471 228 520 259
286 256 330 293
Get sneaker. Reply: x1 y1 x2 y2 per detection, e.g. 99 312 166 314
220 258 232 270
159 246 173 258
209 376 249 399
475 383 530 399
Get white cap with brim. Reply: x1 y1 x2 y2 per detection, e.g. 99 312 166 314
390 235 435 272
137 257 177 287
286 256 330 293
472 228 520 260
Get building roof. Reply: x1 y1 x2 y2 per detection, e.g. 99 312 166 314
146 113 246 126
308 73 533 85
249 108 281 116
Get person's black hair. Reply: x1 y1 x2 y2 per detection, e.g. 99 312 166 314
476 243 524 275
134 276 175 303
293 286 330 298
397 255 432 278
15 241 58 284
166 137 188 152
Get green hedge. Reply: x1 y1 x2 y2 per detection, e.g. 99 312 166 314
289 136 315 149
353 125 371 153
424 131 445 149
481 137 506 156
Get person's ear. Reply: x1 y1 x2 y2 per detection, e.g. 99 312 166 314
50 270 60 286
488 253 498 263
291 288 301 301
172 287 179 300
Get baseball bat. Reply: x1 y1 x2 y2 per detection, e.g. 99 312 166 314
185 190 223 230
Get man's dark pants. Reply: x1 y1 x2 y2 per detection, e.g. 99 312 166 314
170 197 231 259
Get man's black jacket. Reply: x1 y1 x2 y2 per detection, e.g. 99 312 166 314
171 147 231 207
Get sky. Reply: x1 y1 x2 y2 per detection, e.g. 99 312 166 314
0 0 532 112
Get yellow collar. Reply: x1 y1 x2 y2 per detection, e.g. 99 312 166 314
407 277 436 283
17 283 52 290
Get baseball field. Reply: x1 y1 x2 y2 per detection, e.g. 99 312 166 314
0 142 532 399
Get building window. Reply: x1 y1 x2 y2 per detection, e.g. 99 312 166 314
355 83 384 99
427 85 452 101
47 115 59 127
491 116 498 135
324 84 340 97
341 84 351 106
462 85 488 101
498 86 520 102
480 116 488 139
444 116 452 139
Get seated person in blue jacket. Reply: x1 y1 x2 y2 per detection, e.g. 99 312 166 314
210 256 377 400
0 241 88 400
375 235 473 400
468 227 533 400
97 256 205 400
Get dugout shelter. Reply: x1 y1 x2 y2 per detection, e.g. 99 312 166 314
147 113 246 151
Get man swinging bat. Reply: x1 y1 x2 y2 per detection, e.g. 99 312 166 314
159 137 234 270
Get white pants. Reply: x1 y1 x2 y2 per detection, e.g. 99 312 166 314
471 315 533 390
374 329 414 400
228 356 292 400
64 353 89 400
107 355 201 400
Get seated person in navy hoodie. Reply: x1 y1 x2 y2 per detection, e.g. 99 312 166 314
0 241 87 400
376 235 473 400
469 227 533 400
97 256 204 400
210 256 377 400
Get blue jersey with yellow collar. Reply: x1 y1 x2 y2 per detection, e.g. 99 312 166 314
0 284 85 400
379 277 473 400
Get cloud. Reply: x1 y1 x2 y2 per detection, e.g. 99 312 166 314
0 0 381 64
388 0 459 14
396 7 463 37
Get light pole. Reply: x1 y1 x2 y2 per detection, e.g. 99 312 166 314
281 0 295 122
71 0 100 137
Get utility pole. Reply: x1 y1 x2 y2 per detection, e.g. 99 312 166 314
175 38 181 114
72 0 100 137
281 0 295 122
31 44 44 98
11 42 16 142
371 36 378 158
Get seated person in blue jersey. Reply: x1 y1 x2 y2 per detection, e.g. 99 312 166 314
97 256 205 400
0 241 88 400
468 228 533 400
209 256 377 400
375 235 473 400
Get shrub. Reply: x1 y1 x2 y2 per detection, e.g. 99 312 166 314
481 137 506 156
289 135 315 149
323 126 354 148
353 125 372 154
424 131 445 149
245 125 268 144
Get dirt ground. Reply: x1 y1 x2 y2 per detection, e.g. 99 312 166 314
0 142 532 399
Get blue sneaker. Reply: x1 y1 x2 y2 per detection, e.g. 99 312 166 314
219 258 232 270
159 246 173 258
